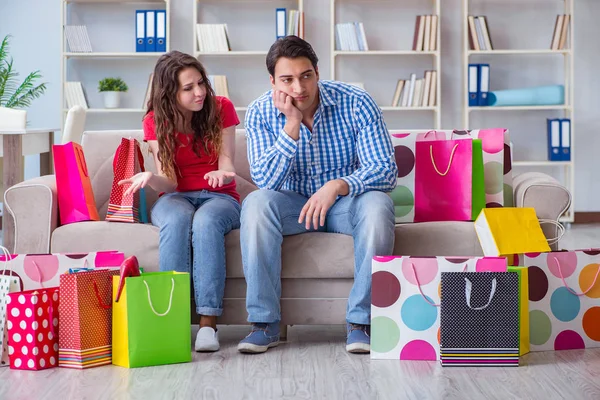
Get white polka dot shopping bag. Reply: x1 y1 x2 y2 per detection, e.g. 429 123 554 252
6 287 60 370
58 269 120 369
370 255 508 361
106 137 149 223
0 246 21 367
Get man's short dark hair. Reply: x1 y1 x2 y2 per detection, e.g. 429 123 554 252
266 36 319 77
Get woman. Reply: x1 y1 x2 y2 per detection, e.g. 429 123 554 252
119 51 240 352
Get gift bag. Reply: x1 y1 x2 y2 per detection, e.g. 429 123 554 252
389 128 512 223
53 142 100 225
112 272 191 368
6 287 60 370
59 269 120 369
0 246 20 367
508 266 530 355
371 255 507 360
440 272 520 367
106 137 149 223
0 251 125 291
475 207 555 257
414 138 485 222
518 250 600 352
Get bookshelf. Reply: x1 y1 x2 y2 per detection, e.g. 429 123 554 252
194 0 304 121
60 0 171 130
462 0 575 222
330 0 442 130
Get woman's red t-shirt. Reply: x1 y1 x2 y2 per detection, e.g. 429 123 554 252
143 96 240 202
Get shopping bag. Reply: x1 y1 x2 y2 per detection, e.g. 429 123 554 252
371 255 507 360
508 266 530 355
6 287 60 370
0 246 20 367
58 269 120 369
112 271 191 368
475 207 554 257
0 251 125 291
518 250 600 352
53 142 100 225
440 272 520 367
414 138 485 222
106 137 149 223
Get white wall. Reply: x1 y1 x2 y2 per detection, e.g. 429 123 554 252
0 0 598 211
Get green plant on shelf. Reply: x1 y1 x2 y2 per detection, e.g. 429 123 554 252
98 77 128 92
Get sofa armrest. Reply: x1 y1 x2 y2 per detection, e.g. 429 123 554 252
4 175 58 254
513 172 571 250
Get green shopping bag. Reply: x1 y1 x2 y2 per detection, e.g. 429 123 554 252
112 272 191 368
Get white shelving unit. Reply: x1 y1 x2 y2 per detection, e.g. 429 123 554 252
60 0 171 131
330 0 442 129
462 0 575 222
194 0 304 120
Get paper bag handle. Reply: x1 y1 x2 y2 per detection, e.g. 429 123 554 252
31 260 44 288
75 145 89 178
0 245 11 274
423 130 468 140
539 219 566 246
465 277 497 310
143 278 174 317
93 281 112 310
112 138 146 173
553 256 600 296
429 143 459 176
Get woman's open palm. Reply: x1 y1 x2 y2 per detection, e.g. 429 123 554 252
118 171 153 197
204 170 236 188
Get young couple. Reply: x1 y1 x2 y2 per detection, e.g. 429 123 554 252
120 36 398 355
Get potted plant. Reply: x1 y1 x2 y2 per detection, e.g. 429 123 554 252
0 35 47 108
98 77 128 108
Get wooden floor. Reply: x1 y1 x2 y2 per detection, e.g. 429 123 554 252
0 224 599 399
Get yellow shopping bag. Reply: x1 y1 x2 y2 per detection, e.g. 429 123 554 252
474 207 552 257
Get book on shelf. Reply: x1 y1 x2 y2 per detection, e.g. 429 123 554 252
64 25 93 53
467 16 493 51
551 14 570 50
208 75 230 98
335 22 369 51
65 82 89 109
412 15 438 51
142 73 154 110
196 24 231 53
283 9 304 39
391 70 437 107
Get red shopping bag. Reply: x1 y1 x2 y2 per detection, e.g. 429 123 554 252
106 137 149 223
414 138 485 222
53 142 100 225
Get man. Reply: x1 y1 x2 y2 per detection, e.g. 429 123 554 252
238 36 397 354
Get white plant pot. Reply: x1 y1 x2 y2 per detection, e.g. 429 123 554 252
103 91 121 108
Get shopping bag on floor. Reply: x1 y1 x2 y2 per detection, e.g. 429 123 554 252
59 269 120 369
53 142 100 225
371 255 507 360
0 246 20 367
518 250 600 352
7 287 60 370
440 272 520 367
414 138 485 222
106 137 149 223
112 271 191 368
508 266 530 355
475 207 555 257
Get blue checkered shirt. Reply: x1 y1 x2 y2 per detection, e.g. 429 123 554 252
244 80 398 197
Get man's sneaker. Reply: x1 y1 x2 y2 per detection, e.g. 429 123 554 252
195 327 219 352
346 323 370 353
237 323 280 354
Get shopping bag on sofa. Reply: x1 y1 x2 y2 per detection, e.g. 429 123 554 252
414 138 485 222
508 266 530 355
518 250 600 352
371 255 507 360
440 272 520 366
7 287 60 370
106 137 149 223
475 207 554 257
59 269 120 369
53 142 100 225
112 272 191 368
0 246 20 367
0 251 125 291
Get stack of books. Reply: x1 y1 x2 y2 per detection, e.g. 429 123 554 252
208 75 230 98
467 16 493 51
64 82 89 109
550 15 570 50
335 22 369 51
391 71 437 108
412 15 438 51
196 24 231 52
64 26 93 53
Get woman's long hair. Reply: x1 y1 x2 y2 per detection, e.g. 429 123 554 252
145 51 222 181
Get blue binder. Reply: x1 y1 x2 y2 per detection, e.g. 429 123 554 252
136 10 146 52
468 64 479 106
156 10 167 52
478 64 490 106
145 10 156 52
276 8 286 39
560 118 571 161
547 118 561 161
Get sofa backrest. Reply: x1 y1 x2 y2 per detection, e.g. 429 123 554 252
81 129 257 218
